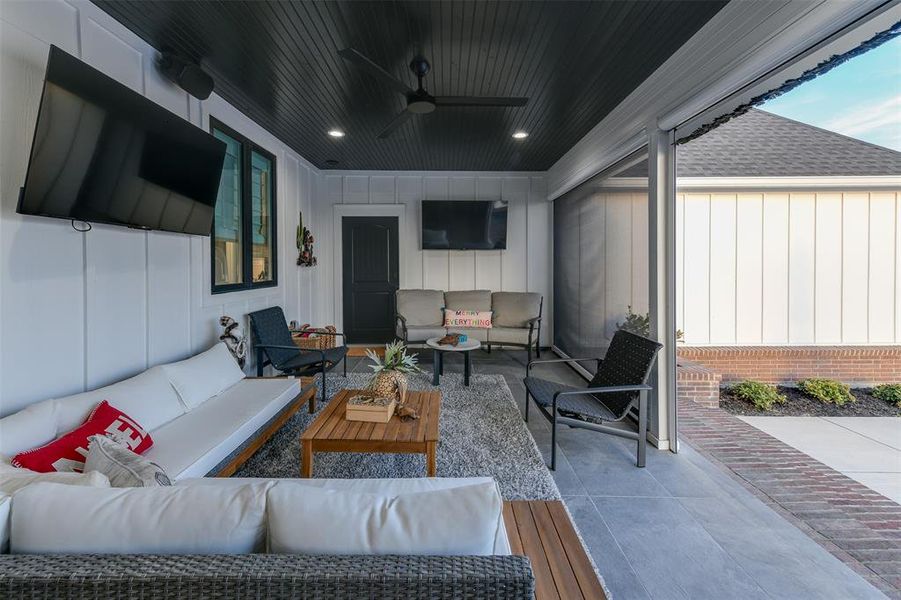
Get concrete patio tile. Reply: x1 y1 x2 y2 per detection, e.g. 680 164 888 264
592 496 770 600
563 495 652 600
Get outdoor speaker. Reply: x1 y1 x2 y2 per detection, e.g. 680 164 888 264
157 52 214 100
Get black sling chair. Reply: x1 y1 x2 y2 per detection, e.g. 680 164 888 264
524 330 662 468
248 307 348 403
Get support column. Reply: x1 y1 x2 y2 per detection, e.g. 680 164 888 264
647 127 678 452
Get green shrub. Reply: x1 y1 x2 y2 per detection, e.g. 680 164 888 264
617 306 684 341
730 380 786 411
873 384 901 408
798 379 854 406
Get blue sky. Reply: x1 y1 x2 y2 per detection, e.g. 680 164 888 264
761 37 900 151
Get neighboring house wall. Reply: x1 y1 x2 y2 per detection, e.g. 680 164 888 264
0 0 317 416
309 172 553 346
677 188 901 346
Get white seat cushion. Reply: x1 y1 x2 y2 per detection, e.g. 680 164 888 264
402 325 448 341
162 343 246 410
10 481 271 554
445 326 488 342
0 400 59 459
0 494 9 553
267 479 509 556
143 378 300 479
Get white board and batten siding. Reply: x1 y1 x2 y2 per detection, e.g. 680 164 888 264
0 0 315 416
676 190 901 346
310 172 552 345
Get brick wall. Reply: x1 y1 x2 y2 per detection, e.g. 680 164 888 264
677 346 901 385
676 360 721 408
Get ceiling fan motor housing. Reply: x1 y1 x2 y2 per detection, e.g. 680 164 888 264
407 90 436 114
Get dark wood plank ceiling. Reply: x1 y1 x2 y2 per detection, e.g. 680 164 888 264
95 1 727 171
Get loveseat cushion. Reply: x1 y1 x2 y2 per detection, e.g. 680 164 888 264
163 343 246 410
491 292 541 328
396 289 445 326
10 481 271 554
143 378 300 479
267 479 508 556
400 325 448 342
0 494 8 554
444 290 492 311
444 326 488 342
488 326 531 345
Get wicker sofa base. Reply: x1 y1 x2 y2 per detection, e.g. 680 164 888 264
0 554 534 599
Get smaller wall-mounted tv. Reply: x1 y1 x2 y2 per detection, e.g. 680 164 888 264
17 45 226 235
421 200 508 250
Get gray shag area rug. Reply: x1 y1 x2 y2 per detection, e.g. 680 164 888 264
234 371 561 500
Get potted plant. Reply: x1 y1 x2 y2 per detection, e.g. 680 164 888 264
366 341 421 407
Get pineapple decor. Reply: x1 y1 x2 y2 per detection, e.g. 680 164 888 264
366 341 421 407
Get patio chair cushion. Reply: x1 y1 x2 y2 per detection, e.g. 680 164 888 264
278 346 348 372
445 326 488 342
396 289 445 326
523 377 620 422
491 292 541 328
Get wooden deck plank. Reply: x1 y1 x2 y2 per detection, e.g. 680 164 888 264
503 503 525 556
300 387 342 440
531 501 585 599
425 391 441 441
511 501 560 600
547 501 606 600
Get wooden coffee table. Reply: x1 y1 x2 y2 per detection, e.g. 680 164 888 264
300 388 440 478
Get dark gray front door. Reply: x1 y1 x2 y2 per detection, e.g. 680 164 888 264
342 216 399 343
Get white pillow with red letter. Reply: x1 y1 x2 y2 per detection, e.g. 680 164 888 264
163 343 246 410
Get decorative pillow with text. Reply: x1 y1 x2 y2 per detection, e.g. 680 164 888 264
11 401 153 473
444 309 493 329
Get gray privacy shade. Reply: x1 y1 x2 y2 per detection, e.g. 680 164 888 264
553 152 649 371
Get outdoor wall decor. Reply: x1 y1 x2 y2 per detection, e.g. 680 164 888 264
296 210 317 266
218 315 247 368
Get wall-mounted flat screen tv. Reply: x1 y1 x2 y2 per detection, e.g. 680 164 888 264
17 45 226 235
421 200 508 250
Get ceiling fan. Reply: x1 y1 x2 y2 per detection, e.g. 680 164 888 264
338 48 529 139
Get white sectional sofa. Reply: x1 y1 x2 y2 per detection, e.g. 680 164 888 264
0 343 305 479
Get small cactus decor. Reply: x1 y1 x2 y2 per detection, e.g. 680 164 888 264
366 341 421 407
296 210 316 267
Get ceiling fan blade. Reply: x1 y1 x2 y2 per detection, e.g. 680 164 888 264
434 96 529 107
338 48 413 95
377 110 414 139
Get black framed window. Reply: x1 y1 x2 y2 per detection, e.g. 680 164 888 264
210 118 277 294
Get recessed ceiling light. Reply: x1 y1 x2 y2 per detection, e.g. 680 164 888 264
512 131 529 139
328 129 345 138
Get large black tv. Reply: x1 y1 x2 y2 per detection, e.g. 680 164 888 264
17 46 226 235
421 200 508 250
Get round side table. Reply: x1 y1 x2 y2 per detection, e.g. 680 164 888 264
425 337 481 386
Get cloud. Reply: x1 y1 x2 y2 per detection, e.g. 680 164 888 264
823 94 901 149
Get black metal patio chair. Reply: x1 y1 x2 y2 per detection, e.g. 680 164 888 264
248 307 348 403
523 329 662 469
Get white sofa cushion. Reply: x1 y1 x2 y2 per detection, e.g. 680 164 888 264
143 378 300 479
0 367 184 460
267 479 508 556
10 481 271 554
0 466 110 553
163 343 246 410
0 494 9 554
396 289 445 326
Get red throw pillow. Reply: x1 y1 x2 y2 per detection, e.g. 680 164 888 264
11 400 153 473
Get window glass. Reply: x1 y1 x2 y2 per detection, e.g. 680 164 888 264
213 130 242 286
251 151 273 283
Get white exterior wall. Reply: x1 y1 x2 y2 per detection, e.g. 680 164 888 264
676 189 901 346
0 0 317 416
309 172 553 346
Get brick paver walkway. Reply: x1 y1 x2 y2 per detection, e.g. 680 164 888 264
679 400 901 599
